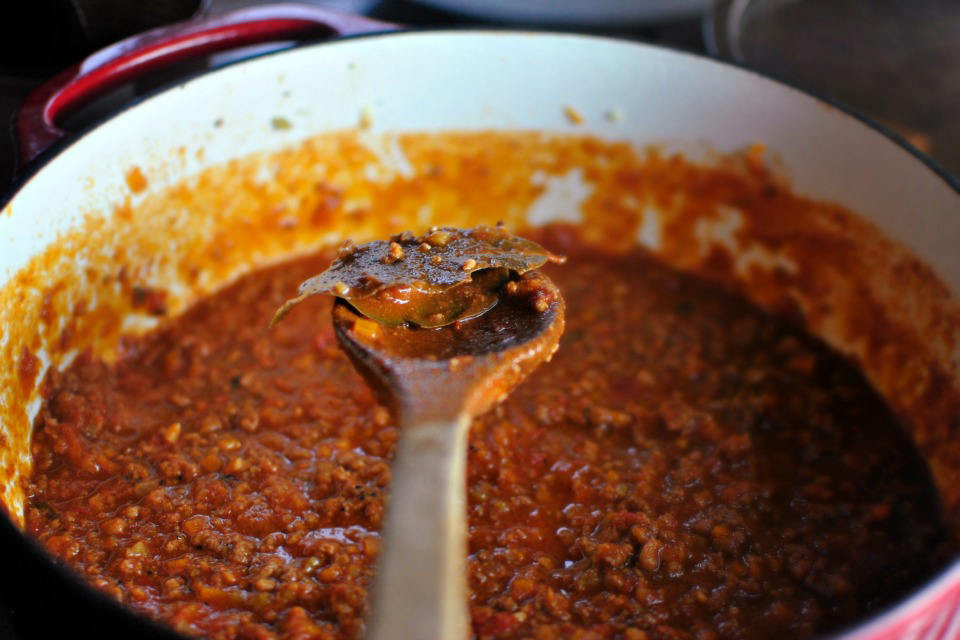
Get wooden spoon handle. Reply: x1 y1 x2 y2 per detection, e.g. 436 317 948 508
367 414 471 640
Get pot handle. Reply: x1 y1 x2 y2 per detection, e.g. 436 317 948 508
15 3 396 167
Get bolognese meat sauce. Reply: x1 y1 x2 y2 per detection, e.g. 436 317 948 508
25 226 949 639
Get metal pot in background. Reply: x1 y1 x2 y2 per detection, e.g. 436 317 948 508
705 0 960 178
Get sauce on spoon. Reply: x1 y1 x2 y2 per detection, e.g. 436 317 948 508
274 226 566 640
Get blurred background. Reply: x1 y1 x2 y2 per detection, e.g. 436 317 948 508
0 0 707 188
3 0 959 187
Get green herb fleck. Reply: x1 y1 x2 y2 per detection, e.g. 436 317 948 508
271 116 292 131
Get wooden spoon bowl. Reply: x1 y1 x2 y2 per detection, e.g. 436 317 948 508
332 271 565 640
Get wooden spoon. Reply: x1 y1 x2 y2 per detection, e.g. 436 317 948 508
332 271 565 640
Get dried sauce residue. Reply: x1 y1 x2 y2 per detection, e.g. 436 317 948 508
16 346 39 396
125 166 148 194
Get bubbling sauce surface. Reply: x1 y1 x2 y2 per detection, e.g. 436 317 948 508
26 227 949 639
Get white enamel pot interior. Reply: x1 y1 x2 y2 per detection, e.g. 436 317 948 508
2 31 959 639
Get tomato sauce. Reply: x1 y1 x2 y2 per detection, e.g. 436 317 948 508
25 227 949 639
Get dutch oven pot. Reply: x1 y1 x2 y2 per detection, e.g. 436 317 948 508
1 4 959 639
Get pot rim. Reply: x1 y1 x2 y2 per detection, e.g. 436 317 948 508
5 27 960 210
2 27 959 639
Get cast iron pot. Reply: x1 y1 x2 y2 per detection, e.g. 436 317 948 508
1 4 958 638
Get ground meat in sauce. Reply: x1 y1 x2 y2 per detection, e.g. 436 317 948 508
25 226 950 640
